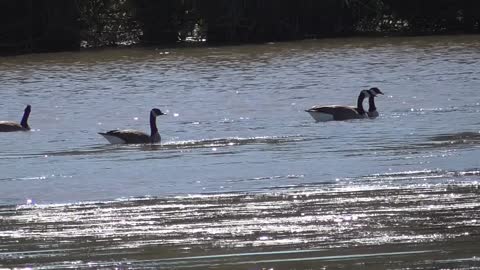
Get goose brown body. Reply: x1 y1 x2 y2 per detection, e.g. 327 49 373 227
0 105 31 132
98 108 165 144
305 90 369 122
98 129 157 144
306 105 365 121
306 88 383 122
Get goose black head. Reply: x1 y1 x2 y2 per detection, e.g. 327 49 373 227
151 108 166 117
369 87 384 97
360 89 371 98
25 105 31 113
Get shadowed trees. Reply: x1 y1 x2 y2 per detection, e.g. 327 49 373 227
383 0 480 34
196 0 353 43
78 0 140 47
352 0 480 34
0 0 79 54
1 0 479 54
133 0 183 44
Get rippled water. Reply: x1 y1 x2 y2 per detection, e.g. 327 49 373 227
1 35 480 269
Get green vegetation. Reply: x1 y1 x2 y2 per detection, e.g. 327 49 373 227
1 0 479 54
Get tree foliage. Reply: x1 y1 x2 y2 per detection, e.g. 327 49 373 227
1 0 479 54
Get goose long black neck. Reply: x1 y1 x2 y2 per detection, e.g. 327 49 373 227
368 96 377 112
20 106 31 129
356 91 367 115
150 111 158 137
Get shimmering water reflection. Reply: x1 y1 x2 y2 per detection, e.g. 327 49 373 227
1 175 479 269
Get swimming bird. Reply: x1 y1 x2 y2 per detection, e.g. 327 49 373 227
0 105 32 132
98 108 166 144
366 87 384 118
305 89 371 121
305 88 384 122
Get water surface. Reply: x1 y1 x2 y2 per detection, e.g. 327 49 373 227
1 35 480 269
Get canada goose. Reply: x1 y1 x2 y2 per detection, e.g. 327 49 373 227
366 87 384 118
305 88 383 122
0 105 31 132
98 108 166 144
305 90 370 121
